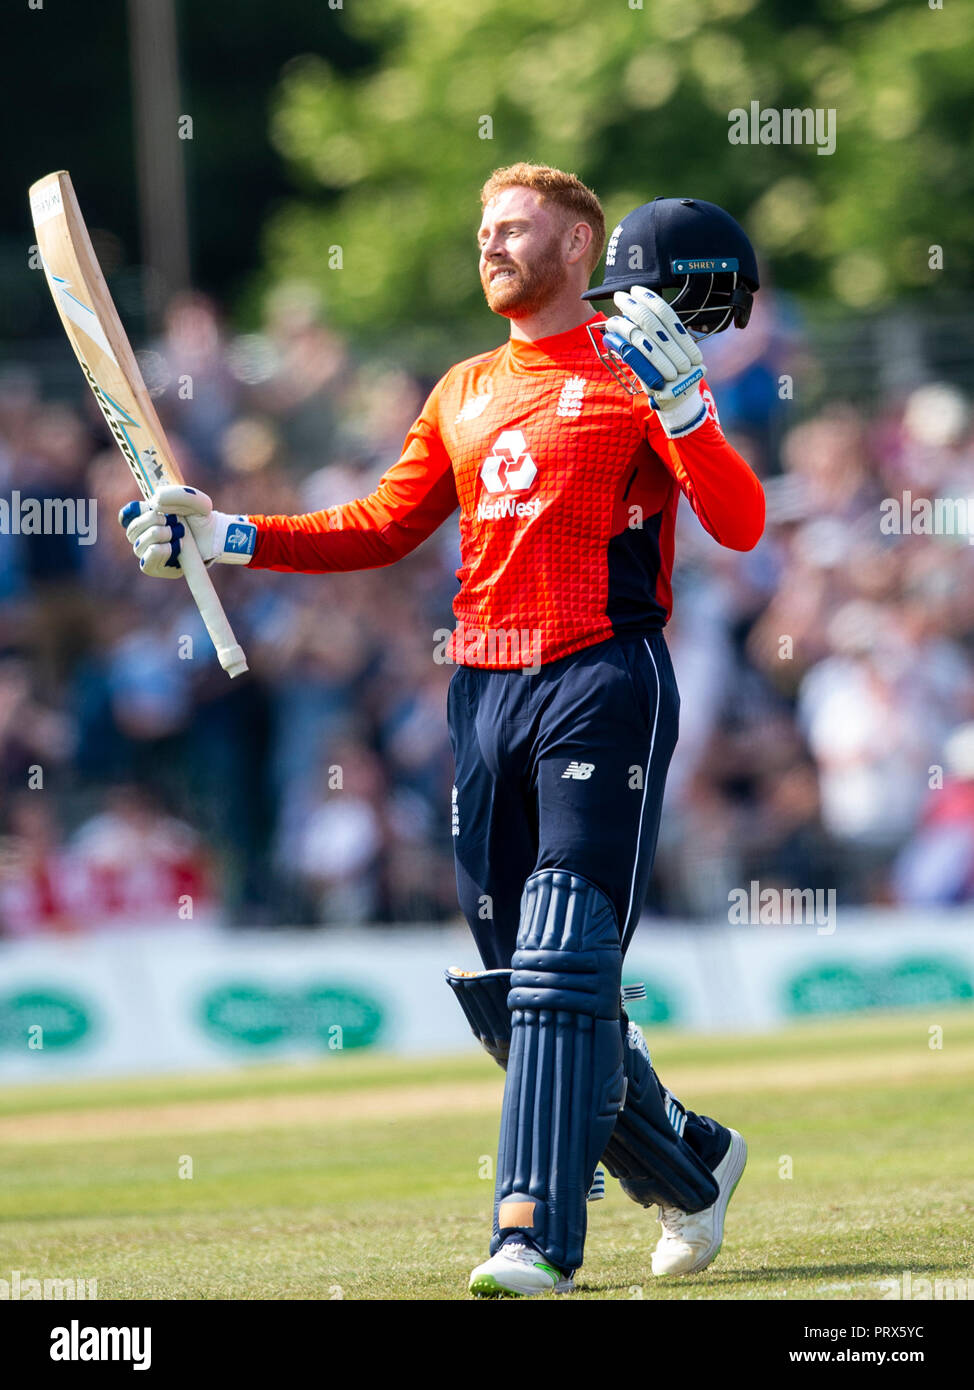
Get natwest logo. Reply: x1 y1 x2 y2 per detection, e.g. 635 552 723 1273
479 429 537 496
477 495 542 521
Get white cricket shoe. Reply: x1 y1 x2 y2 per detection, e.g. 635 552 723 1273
651 1128 747 1276
469 1241 574 1297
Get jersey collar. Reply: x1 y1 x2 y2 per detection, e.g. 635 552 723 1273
505 313 606 371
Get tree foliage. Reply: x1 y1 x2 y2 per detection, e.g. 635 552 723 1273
262 0 973 366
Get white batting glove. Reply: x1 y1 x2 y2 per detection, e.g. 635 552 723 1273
118 484 257 578
603 287 709 437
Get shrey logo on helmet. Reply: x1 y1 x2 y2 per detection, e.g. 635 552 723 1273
582 197 759 394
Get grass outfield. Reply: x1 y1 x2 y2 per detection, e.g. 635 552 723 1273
0 1008 972 1301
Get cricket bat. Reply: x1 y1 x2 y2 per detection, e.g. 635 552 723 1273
28 170 248 679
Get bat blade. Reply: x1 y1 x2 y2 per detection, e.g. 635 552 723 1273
29 171 247 678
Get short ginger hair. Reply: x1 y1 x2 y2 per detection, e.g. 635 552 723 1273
480 163 606 273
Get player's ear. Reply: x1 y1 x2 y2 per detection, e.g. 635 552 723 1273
566 219 594 266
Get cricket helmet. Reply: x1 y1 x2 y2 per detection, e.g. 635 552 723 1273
581 196 759 337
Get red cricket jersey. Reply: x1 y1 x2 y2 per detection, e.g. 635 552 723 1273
248 314 765 669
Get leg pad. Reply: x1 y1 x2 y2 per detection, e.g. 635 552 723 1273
602 1021 719 1212
445 967 512 1068
491 869 625 1273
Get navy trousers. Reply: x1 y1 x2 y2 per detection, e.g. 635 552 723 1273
447 629 727 1172
449 630 678 964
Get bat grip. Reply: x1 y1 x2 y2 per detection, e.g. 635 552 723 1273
176 532 249 678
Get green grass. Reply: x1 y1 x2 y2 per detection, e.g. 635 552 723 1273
1 1008 972 1300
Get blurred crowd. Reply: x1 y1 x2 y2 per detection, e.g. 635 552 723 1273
2 281 974 935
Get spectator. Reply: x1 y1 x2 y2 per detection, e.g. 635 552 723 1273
893 724 974 905
2 289 973 932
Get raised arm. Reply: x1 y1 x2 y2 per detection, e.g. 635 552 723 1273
601 286 765 552
118 379 459 583
641 392 765 553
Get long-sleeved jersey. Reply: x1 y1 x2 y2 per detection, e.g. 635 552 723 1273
247 314 765 669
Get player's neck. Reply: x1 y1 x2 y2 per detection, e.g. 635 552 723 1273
507 293 594 344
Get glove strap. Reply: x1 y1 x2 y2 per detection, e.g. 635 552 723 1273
212 513 257 564
656 389 708 439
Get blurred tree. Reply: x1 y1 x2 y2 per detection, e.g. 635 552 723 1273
261 0 974 367
0 0 372 344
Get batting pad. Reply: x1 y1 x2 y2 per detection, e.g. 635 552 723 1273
445 960 720 1214
444 966 512 1067
601 1023 720 1212
491 869 625 1274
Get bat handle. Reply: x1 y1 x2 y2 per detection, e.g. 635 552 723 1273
175 531 249 678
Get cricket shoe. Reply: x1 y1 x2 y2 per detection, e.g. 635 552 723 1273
469 1240 574 1297
651 1128 747 1276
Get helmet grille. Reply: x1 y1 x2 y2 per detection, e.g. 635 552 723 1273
666 270 753 337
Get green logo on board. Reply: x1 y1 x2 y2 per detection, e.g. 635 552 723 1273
786 956 973 1016
200 982 386 1050
0 990 92 1050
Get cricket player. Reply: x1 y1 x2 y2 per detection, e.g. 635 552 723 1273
120 166 765 1297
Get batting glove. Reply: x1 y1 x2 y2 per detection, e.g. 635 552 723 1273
603 287 708 437
119 484 257 578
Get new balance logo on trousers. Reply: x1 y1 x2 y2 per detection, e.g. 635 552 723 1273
562 761 595 780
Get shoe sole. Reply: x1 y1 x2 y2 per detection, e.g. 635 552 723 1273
470 1272 575 1297
470 1273 527 1298
654 1129 748 1277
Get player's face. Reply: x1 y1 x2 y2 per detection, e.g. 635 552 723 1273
478 188 570 319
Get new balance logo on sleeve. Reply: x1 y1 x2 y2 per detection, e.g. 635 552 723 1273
456 387 493 424
561 761 595 780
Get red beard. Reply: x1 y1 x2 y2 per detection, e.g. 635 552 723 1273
481 237 566 318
